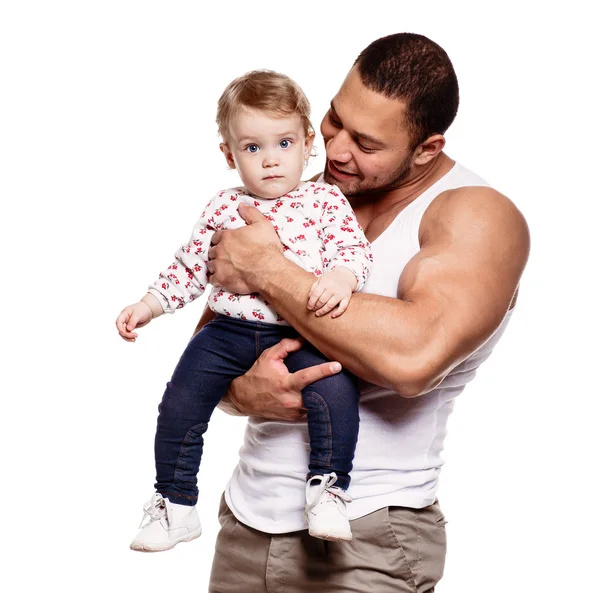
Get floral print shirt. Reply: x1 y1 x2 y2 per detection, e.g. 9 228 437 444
148 181 373 325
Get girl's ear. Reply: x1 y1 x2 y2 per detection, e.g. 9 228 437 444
220 143 236 169
304 131 315 166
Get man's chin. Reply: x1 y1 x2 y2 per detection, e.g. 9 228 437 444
323 168 361 196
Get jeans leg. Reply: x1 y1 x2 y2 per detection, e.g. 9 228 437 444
154 317 256 505
285 344 360 491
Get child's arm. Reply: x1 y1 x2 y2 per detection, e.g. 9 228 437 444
307 185 373 318
115 194 221 341
115 293 164 342
306 267 357 318
147 202 218 314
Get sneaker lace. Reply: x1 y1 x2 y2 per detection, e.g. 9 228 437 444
305 472 352 512
138 493 174 529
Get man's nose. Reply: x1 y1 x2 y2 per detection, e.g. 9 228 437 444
325 130 353 164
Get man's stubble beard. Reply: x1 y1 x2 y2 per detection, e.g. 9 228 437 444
324 153 413 197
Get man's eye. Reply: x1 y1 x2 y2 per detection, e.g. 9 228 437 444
329 113 342 128
357 143 375 153
246 144 260 153
279 139 292 149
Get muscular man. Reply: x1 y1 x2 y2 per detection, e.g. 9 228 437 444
200 33 529 592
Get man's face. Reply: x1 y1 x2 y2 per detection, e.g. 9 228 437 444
321 68 416 196
222 109 313 199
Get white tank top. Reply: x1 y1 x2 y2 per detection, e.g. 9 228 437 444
225 162 514 533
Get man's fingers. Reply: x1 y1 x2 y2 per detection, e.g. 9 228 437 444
270 407 307 422
289 361 342 391
211 230 223 246
238 203 266 224
265 337 305 361
286 407 308 421
207 242 221 262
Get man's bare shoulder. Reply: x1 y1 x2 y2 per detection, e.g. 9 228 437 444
395 182 529 390
421 185 530 254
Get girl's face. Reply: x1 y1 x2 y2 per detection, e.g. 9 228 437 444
220 109 314 199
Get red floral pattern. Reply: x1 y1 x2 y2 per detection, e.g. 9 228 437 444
148 182 373 325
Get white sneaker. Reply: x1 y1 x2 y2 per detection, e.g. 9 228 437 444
304 473 353 542
130 493 202 552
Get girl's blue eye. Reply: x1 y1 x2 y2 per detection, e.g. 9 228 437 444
279 139 291 149
247 144 259 153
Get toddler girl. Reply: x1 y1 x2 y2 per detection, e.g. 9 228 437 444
116 70 372 552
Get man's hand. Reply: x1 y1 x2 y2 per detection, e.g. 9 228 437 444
207 203 283 294
219 337 342 421
307 267 358 318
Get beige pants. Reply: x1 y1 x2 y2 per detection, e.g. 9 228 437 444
209 494 447 593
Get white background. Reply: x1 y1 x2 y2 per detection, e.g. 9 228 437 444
1 1 598 591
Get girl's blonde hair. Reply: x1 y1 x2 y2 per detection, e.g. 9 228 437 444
217 70 314 141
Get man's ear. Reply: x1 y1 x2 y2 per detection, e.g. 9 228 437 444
413 134 445 166
220 142 236 169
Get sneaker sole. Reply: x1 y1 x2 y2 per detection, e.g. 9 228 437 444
308 528 353 542
130 527 203 552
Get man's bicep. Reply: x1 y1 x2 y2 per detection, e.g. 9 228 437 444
398 188 530 375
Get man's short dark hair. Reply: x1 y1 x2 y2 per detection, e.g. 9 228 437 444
354 33 459 148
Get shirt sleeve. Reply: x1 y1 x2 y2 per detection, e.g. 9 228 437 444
320 185 373 291
147 195 218 313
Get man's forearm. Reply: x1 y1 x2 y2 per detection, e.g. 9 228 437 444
207 186 526 397
254 254 439 396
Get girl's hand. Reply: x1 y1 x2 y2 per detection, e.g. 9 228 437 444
115 301 153 342
307 267 358 318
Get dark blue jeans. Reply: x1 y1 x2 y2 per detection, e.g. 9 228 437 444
154 314 360 506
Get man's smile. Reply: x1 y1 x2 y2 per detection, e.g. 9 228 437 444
327 159 358 179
